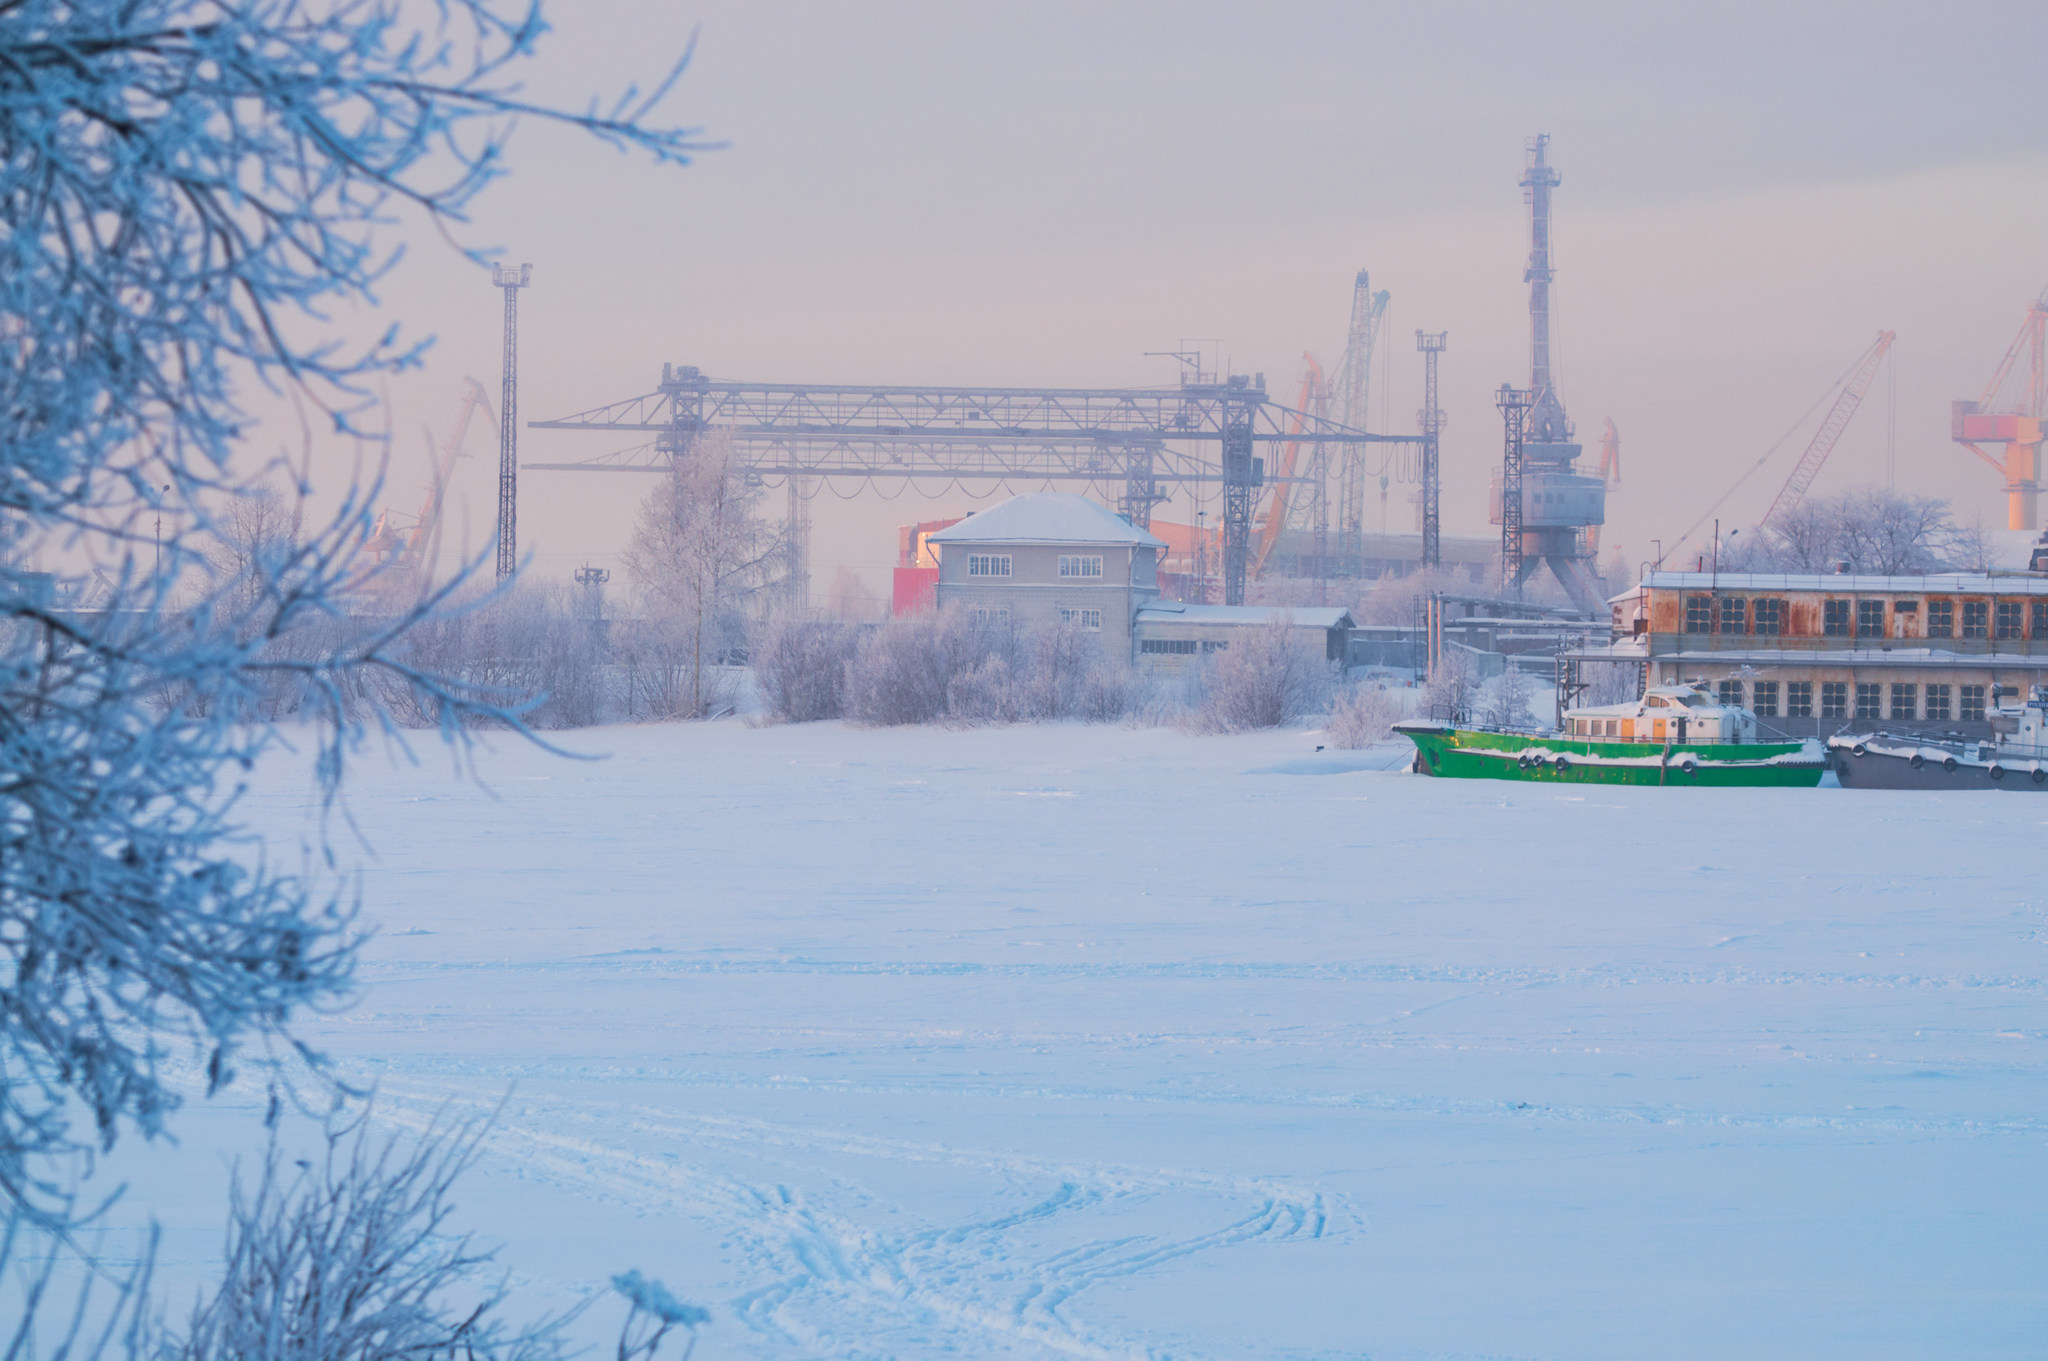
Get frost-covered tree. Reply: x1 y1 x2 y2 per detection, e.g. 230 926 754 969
1192 613 1329 732
1738 488 1962 574
623 434 785 718
0 0 699 1220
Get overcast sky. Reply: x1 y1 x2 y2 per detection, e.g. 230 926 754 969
344 0 2048 594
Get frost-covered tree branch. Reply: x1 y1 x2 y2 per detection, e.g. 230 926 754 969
0 0 704 1222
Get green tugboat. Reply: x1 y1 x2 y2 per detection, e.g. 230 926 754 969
1394 684 1827 787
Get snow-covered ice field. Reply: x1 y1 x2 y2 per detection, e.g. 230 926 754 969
120 719 2047 1358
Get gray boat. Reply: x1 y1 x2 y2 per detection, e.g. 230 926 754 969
1829 689 2048 790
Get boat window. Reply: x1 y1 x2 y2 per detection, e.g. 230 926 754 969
1645 696 1667 708
1605 719 1618 737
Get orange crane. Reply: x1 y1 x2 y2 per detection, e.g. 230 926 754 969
365 377 496 581
1250 354 1324 579
1582 417 1621 554
1952 285 2048 530
1761 330 1894 527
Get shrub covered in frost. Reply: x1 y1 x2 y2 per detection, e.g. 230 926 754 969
1327 681 1405 748
1188 614 1330 732
751 615 858 722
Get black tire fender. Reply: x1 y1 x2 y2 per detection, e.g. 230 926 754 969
2033 767 2047 785
1851 743 1868 758
1990 764 2007 782
1943 756 1959 773
1908 753 1925 770
1552 755 1570 773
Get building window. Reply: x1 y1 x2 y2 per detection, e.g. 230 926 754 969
1821 681 1848 719
1139 638 1197 655
1962 601 1989 638
1961 684 1987 722
1855 682 1882 719
1719 597 1747 635
967 554 1011 578
1685 596 1712 633
1200 639 1229 653
1996 600 2023 639
1752 681 1779 716
1925 685 1952 721
1059 608 1102 631
1786 681 1813 718
1752 598 1784 636
1058 555 1104 579
1856 600 1885 638
2033 600 2048 640
1927 600 1954 638
1889 683 1916 720
973 606 1010 625
1823 600 1851 636
1716 679 1743 707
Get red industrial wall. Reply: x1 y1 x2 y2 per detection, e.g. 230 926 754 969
892 566 939 616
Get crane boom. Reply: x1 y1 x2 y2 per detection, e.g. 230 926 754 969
1252 355 1323 578
1761 330 1894 527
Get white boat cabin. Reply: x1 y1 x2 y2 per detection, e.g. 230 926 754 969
1563 684 1759 745
1989 689 2048 758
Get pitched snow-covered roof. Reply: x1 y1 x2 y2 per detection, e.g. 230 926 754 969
1136 603 1354 629
926 493 1166 548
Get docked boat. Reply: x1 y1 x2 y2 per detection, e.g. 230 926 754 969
1829 688 2048 790
1394 684 1827 787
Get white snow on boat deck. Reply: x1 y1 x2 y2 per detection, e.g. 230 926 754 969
122 719 2048 1358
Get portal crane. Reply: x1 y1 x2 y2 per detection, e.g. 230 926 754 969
1251 354 1325 579
1761 330 1893 527
1582 418 1621 554
365 377 495 582
1331 271 1389 572
1952 285 2048 530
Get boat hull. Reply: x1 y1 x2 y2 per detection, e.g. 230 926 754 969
1396 723 1826 788
1828 736 2048 791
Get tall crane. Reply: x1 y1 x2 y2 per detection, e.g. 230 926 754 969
365 377 496 583
1252 355 1324 579
1330 270 1389 573
1582 418 1621 554
1952 285 2048 530
1761 330 1894 527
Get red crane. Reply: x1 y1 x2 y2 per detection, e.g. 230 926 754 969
1251 354 1325 579
1952 285 2048 530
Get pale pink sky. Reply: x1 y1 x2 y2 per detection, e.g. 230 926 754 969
297 1 2048 596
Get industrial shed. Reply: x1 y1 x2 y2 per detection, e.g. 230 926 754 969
1132 603 1354 673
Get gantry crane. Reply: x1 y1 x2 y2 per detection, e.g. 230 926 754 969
1251 354 1325 579
1953 285 2048 531
1761 330 1894 527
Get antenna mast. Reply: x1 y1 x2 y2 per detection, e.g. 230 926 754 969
493 262 532 580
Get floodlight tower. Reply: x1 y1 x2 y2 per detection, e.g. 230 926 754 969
1416 330 1446 570
493 262 532 580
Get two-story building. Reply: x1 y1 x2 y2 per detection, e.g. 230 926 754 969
927 494 1163 653
1608 570 2048 738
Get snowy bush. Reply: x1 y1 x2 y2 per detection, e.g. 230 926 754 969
1190 614 1330 732
751 615 858 722
843 609 1137 727
1424 647 1478 723
1327 682 1404 748
1480 662 1536 730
